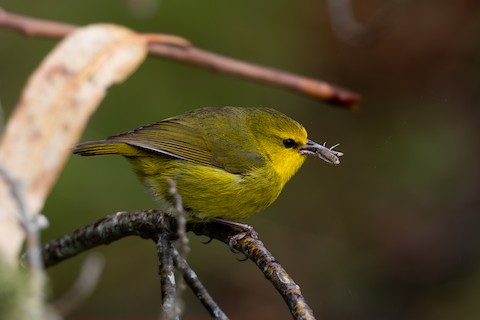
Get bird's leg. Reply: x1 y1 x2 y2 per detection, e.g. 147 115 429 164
209 217 259 249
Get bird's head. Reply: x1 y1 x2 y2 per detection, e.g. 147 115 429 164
247 108 343 185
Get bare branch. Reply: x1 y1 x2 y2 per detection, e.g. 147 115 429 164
0 6 360 109
147 44 359 108
0 7 75 37
41 210 316 320
42 210 173 268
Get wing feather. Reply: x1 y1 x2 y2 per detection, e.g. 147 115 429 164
107 118 216 168
89 107 266 174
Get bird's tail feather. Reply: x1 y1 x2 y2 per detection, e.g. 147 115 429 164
74 140 138 156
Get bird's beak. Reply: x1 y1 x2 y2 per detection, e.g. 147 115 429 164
299 139 343 165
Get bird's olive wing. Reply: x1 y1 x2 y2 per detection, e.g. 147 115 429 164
105 117 264 174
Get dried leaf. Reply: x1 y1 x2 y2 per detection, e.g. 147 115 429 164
0 24 147 265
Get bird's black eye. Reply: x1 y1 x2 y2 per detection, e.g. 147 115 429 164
283 138 297 148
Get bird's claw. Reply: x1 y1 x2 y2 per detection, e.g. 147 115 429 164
209 217 258 254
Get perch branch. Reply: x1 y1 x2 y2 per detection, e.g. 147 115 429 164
41 210 174 268
42 210 316 320
42 210 228 319
0 6 360 109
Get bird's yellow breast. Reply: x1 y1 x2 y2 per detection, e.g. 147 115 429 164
129 156 291 220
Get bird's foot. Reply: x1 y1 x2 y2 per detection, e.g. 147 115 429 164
209 217 259 250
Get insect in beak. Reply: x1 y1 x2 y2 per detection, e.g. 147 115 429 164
299 139 343 165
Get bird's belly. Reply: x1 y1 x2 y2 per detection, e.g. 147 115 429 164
134 158 283 220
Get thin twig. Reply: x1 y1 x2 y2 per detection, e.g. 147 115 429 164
0 6 360 109
147 44 359 108
166 179 189 262
0 164 48 318
156 234 177 320
0 7 75 37
0 165 43 271
167 178 189 318
172 248 229 320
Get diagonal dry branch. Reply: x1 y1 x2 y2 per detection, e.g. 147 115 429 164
188 220 316 320
171 248 229 320
41 210 316 320
0 6 360 109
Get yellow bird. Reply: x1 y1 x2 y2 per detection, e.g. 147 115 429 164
74 107 342 221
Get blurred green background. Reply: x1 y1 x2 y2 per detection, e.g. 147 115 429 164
2 0 480 319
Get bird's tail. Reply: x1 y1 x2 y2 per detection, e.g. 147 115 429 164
74 140 139 156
